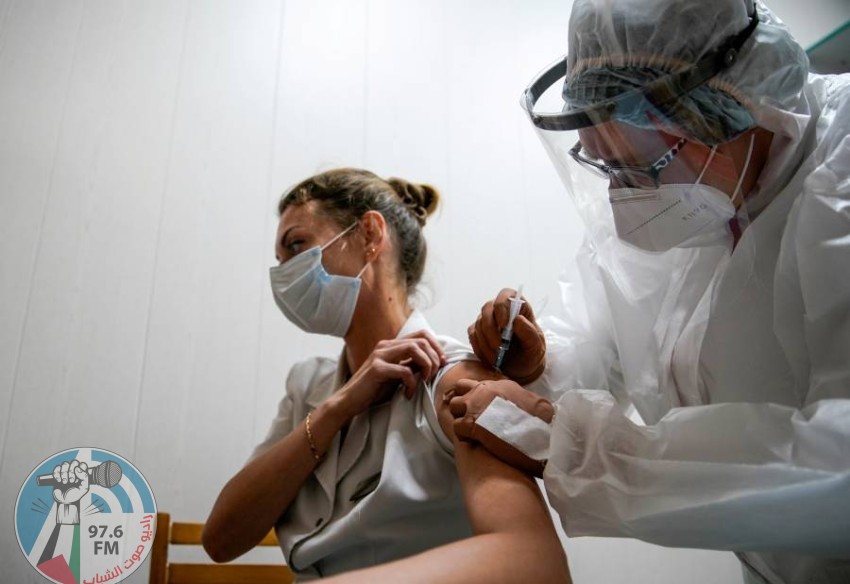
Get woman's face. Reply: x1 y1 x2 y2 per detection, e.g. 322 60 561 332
275 201 363 277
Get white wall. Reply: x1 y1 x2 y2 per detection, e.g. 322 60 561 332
767 0 850 49
0 1 771 582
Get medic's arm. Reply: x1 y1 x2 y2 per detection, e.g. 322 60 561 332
318 360 571 584
547 391 850 555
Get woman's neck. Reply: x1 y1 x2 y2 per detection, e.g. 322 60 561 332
343 282 412 375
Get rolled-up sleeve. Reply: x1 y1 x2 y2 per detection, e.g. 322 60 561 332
419 344 478 455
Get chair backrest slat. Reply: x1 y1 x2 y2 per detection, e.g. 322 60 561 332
148 512 293 584
169 521 204 545
168 563 292 584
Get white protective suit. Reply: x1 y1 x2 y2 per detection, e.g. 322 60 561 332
516 1 850 582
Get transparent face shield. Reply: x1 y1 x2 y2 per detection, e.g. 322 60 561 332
520 8 759 253
526 111 757 253
517 10 764 423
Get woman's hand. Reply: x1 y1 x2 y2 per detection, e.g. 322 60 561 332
337 330 447 418
468 288 546 384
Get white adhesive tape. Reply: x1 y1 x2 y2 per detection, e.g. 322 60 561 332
475 396 551 461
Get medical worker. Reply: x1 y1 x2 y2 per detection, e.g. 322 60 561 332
451 1 850 582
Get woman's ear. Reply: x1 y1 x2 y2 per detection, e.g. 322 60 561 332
359 210 387 259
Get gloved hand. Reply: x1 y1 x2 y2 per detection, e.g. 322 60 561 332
447 378 554 477
467 288 546 385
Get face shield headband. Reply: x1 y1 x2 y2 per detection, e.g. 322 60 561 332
520 5 759 134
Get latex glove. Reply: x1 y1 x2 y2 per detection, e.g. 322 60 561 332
467 288 546 384
448 378 553 476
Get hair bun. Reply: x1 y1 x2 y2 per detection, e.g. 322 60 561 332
387 178 441 226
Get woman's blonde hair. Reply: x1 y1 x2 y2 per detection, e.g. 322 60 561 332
278 168 440 294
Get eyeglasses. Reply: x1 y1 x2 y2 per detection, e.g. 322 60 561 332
569 137 688 189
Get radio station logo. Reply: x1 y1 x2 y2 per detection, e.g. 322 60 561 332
15 447 157 584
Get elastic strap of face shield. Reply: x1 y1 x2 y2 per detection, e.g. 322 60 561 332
524 3 759 132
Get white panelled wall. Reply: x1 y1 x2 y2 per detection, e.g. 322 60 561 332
2 1 785 582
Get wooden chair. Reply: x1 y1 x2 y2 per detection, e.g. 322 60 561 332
149 512 294 584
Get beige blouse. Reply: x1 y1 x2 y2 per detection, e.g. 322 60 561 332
248 311 477 581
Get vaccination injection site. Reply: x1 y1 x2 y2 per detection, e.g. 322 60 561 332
3 0 850 583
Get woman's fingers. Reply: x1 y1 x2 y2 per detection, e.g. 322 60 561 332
402 330 446 362
377 339 437 380
345 329 450 413
413 337 443 378
402 342 434 380
378 362 418 397
397 331 445 377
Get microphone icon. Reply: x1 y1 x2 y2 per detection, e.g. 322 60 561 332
36 460 123 488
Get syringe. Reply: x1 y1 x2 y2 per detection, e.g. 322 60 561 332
494 286 525 371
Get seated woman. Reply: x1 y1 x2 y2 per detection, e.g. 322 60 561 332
202 168 570 583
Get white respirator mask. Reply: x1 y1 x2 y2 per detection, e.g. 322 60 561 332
609 134 754 252
269 222 368 338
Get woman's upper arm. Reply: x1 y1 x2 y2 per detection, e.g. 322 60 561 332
433 360 556 535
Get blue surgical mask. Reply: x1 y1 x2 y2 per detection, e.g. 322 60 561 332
269 223 368 337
